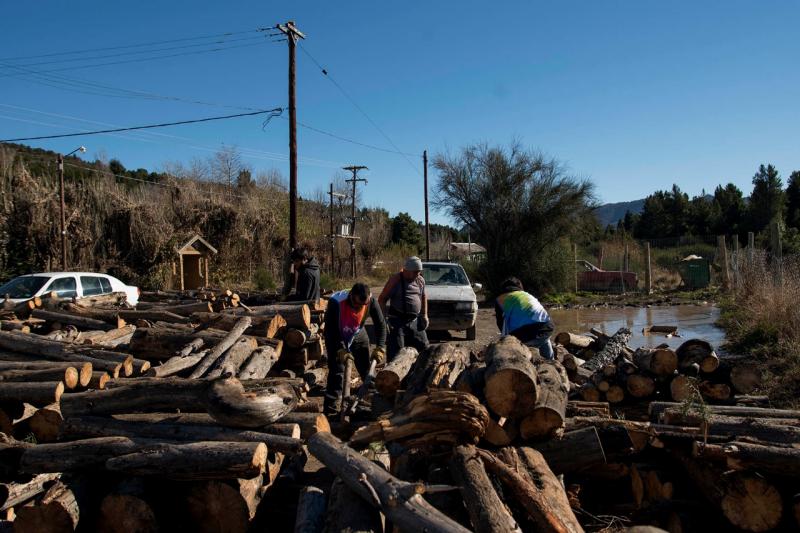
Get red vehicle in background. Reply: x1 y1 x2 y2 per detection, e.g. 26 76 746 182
575 260 638 292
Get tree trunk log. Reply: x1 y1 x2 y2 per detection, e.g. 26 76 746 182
324 477 383 533
401 344 469 405
582 328 632 373
226 304 311 329
205 377 297 428
189 317 252 378
8 437 141 475
649 401 800 422
112 413 301 438
626 373 656 398
0 367 80 389
694 440 800 477
375 347 418 398
0 381 63 407
673 451 782 532
554 332 595 350
143 351 206 378
633 348 678 376
31 309 119 332
12 479 83 533
294 485 327 533
127 327 278 361
528 426 606 474
60 416 303 455
96 492 158 533
106 441 267 480
237 346 280 380
206 337 258 379
676 339 719 373
520 360 568 440
484 336 539 419
0 473 59 512
191 311 286 339
478 447 584 533
280 412 331 439
0 331 123 377
59 378 210 417
303 367 328 388
183 480 252 532
450 444 521 533
308 431 471 533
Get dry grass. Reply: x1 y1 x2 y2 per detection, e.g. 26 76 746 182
720 251 800 407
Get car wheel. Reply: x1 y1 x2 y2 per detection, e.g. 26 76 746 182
466 325 477 341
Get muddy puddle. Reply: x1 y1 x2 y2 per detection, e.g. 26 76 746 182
548 304 726 351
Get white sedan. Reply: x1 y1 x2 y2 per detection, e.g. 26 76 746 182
0 272 139 306
423 262 480 340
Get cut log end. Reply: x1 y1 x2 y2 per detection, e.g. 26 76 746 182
720 473 783 532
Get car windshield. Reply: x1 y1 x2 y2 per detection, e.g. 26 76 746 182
0 276 50 299
423 265 469 286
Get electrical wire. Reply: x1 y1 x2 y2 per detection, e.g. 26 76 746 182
296 41 423 175
0 109 283 142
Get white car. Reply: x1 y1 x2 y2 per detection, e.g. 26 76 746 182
422 262 481 340
0 272 139 306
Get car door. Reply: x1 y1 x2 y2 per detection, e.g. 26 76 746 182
44 276 78 298
80 275 108 297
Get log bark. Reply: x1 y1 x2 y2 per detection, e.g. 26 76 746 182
294 485 327 533
308 431 471 533
554 332 595 350
205 377 297 428
673 451 782 532
189 317 252 378
13 479 83 533
484 336 539 419
183 480 252 532
0 473 60 512
0 331 123 377
633 348 678 376
227 303 311 329
31 309 119 331
482 416 518 447
375 347 418 398
581 328 632 373
676 339 719 373
79 325 135 347
60 416 303 455
0 367 80 389
566 401 610 418
303 367 328 388
11 437 141 475
649 402 800 422
158 301 214 316
478 447 583 533
400 344 469 405
520 360 568 440
528 426 606 474
96 493 158 533
60 378 209 417
0 381 63 407
23 404 62 443
191 311 286 338
237 345 280 380
450 445 521 533
112 413 301 438
694 440 800 477
206 336 258 379
324 477 382 533
106 441 267 480
280 412 331 439
127 327 278 361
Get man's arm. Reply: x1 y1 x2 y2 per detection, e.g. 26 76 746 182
368 297 387 348
323 301 345 352
377 274 398 311
494 299 504 332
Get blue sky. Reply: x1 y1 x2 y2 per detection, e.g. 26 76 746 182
1 1 798 226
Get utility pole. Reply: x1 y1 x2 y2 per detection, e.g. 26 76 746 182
328 183 346 276
57 154 67 270
423 150 430 261
344 166 368 278
275 21 305 251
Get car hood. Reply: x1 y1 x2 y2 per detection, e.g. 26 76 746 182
425 285 476 302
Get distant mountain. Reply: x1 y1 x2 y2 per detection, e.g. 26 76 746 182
594 199 645 227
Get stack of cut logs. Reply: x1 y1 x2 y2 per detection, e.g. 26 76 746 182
1 285 798 533
0 288 332 532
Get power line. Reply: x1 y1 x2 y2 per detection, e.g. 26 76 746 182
0 108 283 142
0 41 270 79
0 28 264 61
289 117 418 156
296 41 423 176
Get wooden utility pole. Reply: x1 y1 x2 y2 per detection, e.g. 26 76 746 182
344 166 368 278
573 243 578 293
423 150 430 261
328 184 346 276
276 21 305 251
718 235 731 291
57 154 67 270
732 235 740 289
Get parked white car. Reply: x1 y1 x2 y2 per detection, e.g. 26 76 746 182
0 272 139 306
422 262 481 340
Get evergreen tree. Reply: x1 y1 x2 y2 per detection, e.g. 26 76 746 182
391 212 423 250
748 164 785 232
712 183 746 235
786 171 800 230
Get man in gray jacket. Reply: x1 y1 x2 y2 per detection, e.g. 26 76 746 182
378 256 430 360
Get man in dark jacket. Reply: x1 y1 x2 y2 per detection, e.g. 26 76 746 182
495 277 555 359
323 282 387 416
287 247 320 303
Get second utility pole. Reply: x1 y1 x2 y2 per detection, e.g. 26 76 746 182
344 165 367 278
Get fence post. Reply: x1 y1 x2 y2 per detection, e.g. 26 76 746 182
644 242 652 294
770 221 782 286
573 243 578 293
747 231 755 267
732 235 740 290
717 235 731 291
623 242 630 272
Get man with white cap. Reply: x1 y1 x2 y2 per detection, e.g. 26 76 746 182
378 256 430 359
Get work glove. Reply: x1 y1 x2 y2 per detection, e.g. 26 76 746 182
418 315 430 331
370 347 386 365
336 348 353 365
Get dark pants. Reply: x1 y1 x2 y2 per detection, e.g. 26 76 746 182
324 329 371 415
387 316 429 361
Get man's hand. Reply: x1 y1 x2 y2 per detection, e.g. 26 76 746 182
337 348 353 364
418 315 430 331
370 346 386 364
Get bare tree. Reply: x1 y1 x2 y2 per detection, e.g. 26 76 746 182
434 142 596 294
211 145 244 196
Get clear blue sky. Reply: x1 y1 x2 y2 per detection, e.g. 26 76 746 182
1 1 798 226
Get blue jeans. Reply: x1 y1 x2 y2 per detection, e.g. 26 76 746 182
524 336 554 360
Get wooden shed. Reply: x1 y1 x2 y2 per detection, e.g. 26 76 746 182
175 235 217 290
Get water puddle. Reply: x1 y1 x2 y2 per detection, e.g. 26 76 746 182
548 304 726 351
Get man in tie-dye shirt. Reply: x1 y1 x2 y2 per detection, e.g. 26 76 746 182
494 277 555 359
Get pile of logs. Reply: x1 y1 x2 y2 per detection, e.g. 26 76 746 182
0 287 335 531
